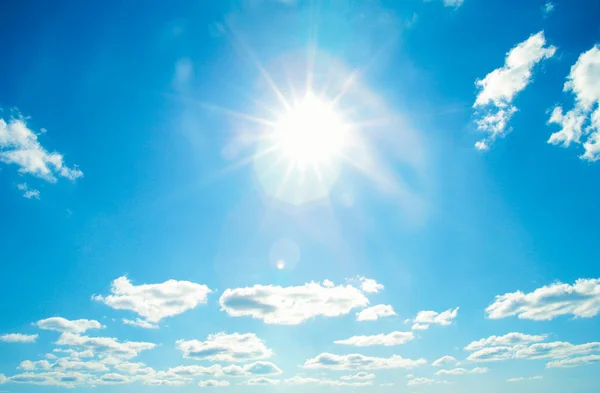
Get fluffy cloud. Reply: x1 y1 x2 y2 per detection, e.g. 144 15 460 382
199 379 230 387
168 361 281 378
334 331 414 347
413 307 459 329
0 117 83 182
36 317 104 334
219 282 369 325
465 333 547 351
432 355 458 367
340 372 376 380
485 278 600 320
508 375 543 382
17 183 40 199
407 377 450 386
240 377 280 385
303 353 426 370
435 367 488 375
356 304 397 321
548 46 600 161
0 333 38 343
357 277 384 293
465 332 600 368
176 332 273 362
93 276 212 324
546 355 600 368
122 318 159 329
55 332 156 359
473 31 556 149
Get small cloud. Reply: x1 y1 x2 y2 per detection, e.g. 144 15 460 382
543 2 554 16
122 318 158 329
0 333 38 343
17 183 40 199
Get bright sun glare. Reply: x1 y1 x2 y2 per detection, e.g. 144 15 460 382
271 92 349 169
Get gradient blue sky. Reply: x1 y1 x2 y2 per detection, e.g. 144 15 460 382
1 0 600 392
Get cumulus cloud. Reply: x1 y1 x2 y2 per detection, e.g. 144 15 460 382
0 116 83 182
240 377 280 385
219 282 369 325
36 317 104 334
543 2 554 16
546 354 600 368
432 355 459 367
55 332 156 359
356 304 397 321
357 277 384 293
334 331 414 347
0 333 38 343
303 353 426 370
340 372 376 380
548 46 600 161
465 333 547 351
199 379 230 387
122 318 158 329
473 31 556 149
93 276 212 324
168 361 281 378
435 367 488 375
485 278 600 320
176 332 273 363
465 332 600 368
17 183 40 199
412 307 459 329
407 377 450 386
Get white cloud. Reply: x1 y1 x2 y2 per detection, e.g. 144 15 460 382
340 372 376 381
548 46 600 161
443 0 463 7
303 353 426 370
0 117 83 182
322 279 335 288
122 318 158 329
199 379 230 387
357 277 384 293
485 278 600 320
508 375 543 382
219 282 369 325
465 333 547 351
168 361 281 378
36 317 104 334
465 332 600 368
412 307 459 329
432 355 458 367
407 377 450 386
0 333 38 343
55 332 156 359
356 304 397 321
543 2 554 16
435 367 488 375
240 377 280 385
284 375 374 387
473 31 556 148
176 332 273 362
546 355 600 368
334 331 414 347
93 276 212 324
17 183 40 199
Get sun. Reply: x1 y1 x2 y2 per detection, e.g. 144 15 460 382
251 91 352 205
270 92 349 169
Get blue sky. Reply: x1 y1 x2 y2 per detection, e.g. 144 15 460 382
1 0 600 392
